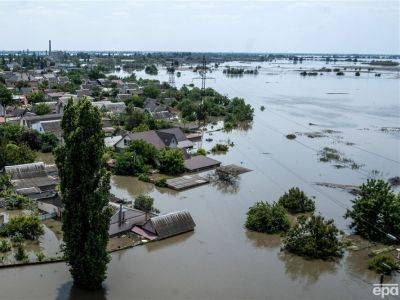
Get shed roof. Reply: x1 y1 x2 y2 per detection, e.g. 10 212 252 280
148 210 195 240
5 162 47 179
184 156 221 172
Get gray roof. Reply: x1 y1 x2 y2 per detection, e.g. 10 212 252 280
147 210 195 240
108 207 155 236
41 120 62 138
23 113 63 127
184 156 221 172
123 130 166 149
157 127 187 142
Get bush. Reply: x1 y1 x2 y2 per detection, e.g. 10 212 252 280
27 91 45 104
143 85 160 98
134 194 159 213
3 191 34 210
368 254 399 274
138 173 150 182
0 240 11 253
278 188 315 214
158 148 185 175
35 251 45 262
196 148 206 156
286 134 296 140
0 215 44 240
34 103 51 115
245 201 290 234
211 143 229 153
40 132 59 153
345 179 400 244
154 178 167 187
283 215 343 259
14 243 28 261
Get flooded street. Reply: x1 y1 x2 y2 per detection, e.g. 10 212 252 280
0 61 399 299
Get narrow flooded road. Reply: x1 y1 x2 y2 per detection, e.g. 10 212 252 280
1 60 399 299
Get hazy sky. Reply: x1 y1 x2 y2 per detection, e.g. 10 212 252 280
0 0 399 54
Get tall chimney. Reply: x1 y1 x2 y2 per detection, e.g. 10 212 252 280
48 40 52 56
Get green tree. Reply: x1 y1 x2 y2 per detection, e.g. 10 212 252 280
27 91 45 104
134 194 159 213
283 215 343 259
114 151 149 176
0 83 13 107
344 179 400 244
278 187 315 214
0 215 44 240
143 85 160 98
245 201 290 234
125 95 144 108
157 148 185 175
55 98 112 290
128 140 158 166
144 64 158 75
40 132 59 153
1 143 36 168
34 103 51 115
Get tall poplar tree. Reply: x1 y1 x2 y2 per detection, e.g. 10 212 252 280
56 98 112 290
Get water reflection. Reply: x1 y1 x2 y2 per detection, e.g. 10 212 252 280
278 252 338 285
145 231 194 252
55 281 107 300
245 230 282 249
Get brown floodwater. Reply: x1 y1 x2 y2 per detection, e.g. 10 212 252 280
0 60 399 299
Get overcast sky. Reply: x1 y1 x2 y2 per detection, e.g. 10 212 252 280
0 0 399 54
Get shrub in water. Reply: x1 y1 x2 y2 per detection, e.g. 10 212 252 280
368 254 399 275
154 178 167 188
278 187 315 214
245 201 290 234
345 179 400 244
283 215 343 259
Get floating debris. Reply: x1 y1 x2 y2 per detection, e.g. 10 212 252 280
318 147 363 169
286 134 296 140
315 182 360 195
388 176 400 187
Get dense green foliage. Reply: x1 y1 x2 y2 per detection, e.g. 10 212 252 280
14 243 28 261
157 148 185 175
345 179 400 244
134 194 159 213
283 215 343 259
0 83 13 107
27 91 46 104
55 98 112 289
278 187 315 214
115 151 149 175
0 123 58 163
0 215 44 240
0 240 11 253
245 201 290 234
154 177 167 187
145 64 158 75
211 143 229 153
34 103 51 115
368 254 399 274
1 190 36 210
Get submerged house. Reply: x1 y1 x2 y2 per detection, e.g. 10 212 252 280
132 210 196 240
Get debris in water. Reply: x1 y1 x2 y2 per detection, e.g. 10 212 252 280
318 147 363 169
286 134 296 140
388 176 400 187
315 182 360 195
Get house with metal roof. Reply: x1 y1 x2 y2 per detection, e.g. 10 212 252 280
132 210 195 240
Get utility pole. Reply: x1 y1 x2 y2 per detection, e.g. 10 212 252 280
192 55 215 101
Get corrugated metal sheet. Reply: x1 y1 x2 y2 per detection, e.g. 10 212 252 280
5 162 47 179
149 210 195 239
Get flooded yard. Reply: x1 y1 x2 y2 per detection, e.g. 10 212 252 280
0 60 399 299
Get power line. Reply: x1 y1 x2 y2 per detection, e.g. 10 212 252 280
266 108 400 165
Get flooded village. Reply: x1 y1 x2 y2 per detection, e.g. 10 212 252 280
0 48 399 299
